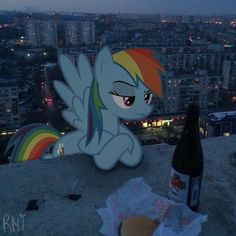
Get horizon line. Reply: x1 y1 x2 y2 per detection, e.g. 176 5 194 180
0 9 236 17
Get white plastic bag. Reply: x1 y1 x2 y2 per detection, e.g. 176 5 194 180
97 177 207 236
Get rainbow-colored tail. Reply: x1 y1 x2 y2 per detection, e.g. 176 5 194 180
4 123 61 163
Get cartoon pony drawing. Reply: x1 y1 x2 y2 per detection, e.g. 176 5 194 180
4 47 164 170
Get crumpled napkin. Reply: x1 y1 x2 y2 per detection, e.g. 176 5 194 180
97 177 207 236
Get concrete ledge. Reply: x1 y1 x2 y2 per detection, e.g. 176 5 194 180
0 135 236 235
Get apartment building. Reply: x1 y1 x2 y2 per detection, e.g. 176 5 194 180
0 83 21 129
223 59 236 90
153 72 222 115
25 20 58 47
65 21 95 46
155 45 235 76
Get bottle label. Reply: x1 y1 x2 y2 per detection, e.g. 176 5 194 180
189 176 201 207
168 168 190 204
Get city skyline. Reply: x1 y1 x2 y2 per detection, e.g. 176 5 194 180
1 0 236 15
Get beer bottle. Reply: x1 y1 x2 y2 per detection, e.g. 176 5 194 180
168 103 203 211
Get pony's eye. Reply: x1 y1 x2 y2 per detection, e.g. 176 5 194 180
123 96 135 106
144 93 153 104
112 94 135 109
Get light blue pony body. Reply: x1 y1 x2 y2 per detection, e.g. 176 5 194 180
45 47 155 170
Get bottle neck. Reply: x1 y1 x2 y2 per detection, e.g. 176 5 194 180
184 112 199 129
181 111 200 143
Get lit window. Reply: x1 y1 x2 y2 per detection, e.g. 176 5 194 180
142 122 148 128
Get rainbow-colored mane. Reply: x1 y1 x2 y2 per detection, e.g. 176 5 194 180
113 48 163 96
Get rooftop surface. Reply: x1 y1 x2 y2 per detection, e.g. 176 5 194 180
207 110 236 122
0 135 235 235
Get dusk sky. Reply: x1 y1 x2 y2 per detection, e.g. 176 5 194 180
1 0 236 15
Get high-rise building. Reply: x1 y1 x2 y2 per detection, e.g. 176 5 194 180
150 45 235 114
207 75 222 108
25 20 40 46
155 45 235 76
79 21 95 45
41 21 58 47
0 83 21 129
223 60 236 90
25 20 58 47
153 73 220 115
64 21 95 46
65 21 79 46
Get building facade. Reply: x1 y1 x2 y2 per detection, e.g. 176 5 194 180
223 59 236 90
25 20 58 47
200 111 236 137
0 83 21 129
64 21 95 46
64 21 79 46
79 21 95 45
155 46 235 76
153 72 221 115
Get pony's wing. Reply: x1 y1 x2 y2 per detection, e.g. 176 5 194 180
53 54 93 132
